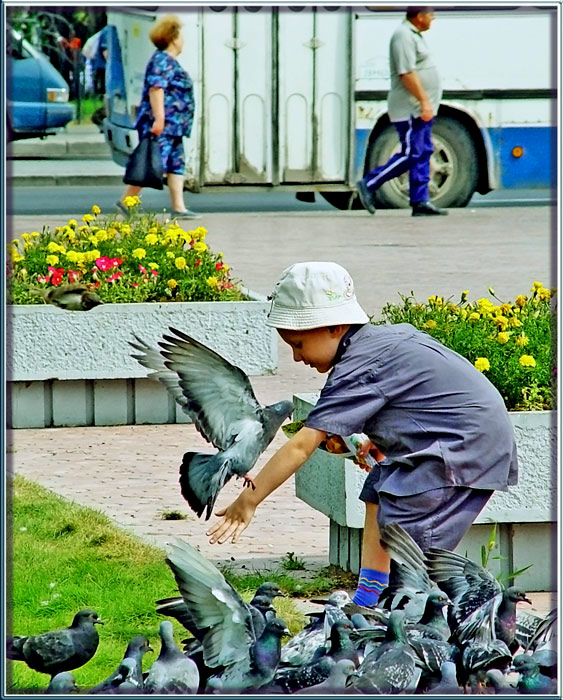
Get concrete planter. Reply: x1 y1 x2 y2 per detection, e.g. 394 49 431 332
7 294 277 428
294 393 557 591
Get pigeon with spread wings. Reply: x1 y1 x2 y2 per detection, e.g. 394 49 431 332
130 327 293 519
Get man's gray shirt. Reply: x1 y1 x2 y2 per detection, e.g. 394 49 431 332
388 19 442 122
305 323 518 498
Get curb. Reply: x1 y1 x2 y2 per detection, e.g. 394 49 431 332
8 174 124 187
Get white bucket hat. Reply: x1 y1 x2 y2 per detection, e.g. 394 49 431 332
266 261 369 330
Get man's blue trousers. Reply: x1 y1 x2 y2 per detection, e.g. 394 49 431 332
363 117 435 205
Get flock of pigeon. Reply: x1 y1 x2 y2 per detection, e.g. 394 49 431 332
8 523 558 694
8 325 558 693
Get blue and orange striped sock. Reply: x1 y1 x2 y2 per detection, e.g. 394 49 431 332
352 568 389 608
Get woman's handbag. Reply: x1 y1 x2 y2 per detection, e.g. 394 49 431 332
123 134 164 189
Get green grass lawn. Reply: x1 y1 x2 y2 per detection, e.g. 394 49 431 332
7 476 347 692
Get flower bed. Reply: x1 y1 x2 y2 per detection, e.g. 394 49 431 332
7 197 245 305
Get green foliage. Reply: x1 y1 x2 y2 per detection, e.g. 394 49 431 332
374 285 555 411
7 198 247 305
479 523 533 585
281 552 307 571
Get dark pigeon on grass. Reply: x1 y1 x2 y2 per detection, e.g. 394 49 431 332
130 327 293 519
7 609 103 678
45 672 79 694
88 635 152 694
160 537 290 692
144 620 199 694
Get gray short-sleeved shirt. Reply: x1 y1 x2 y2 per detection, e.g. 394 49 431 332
388 19 442 122
305 323 518 497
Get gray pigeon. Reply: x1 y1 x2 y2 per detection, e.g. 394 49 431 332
7 609 103 677
162 537 290 691
33 283 103 311
293 659 356 694
45 672 79 694
88 635 152 694
144 620 199 694
130 327 293 519
426 548 531 646
512 653 556 694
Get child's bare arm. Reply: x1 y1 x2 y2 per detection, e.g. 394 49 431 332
206 426 326 544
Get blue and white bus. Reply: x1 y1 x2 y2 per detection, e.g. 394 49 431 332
103 5 558 210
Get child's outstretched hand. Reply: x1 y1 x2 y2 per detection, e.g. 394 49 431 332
206 490 257 544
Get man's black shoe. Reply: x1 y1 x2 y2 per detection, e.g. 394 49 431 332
412 201 448 216
356 179 376 215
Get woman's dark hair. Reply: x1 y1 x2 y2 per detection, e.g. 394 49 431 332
406 7 434 19
149 15 182 50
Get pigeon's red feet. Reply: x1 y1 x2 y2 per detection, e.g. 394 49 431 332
242 475 256 490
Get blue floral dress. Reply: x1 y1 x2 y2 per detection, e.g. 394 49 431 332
135 50 195 174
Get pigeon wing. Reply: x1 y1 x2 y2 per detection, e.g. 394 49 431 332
159 327 262 450
24 628 75 670
165 538 254 669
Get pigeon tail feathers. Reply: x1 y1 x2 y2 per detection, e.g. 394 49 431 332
179 451 232 520
6 636 26 661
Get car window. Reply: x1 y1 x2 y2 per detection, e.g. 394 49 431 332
7 29 32 60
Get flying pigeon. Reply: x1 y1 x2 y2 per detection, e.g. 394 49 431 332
160 537 290 692
7 609 103 678
45 672 79 694
516 608 557 652
33 283 103 311
144 620 199 694
88 635 152 694
130 327 293 519
425 547 531 646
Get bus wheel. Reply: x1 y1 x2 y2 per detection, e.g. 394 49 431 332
367 116 479 209
320 192 364 210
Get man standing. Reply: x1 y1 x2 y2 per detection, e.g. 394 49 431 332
357 7 447 216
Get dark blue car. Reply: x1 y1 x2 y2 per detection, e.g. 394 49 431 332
7 25 75 141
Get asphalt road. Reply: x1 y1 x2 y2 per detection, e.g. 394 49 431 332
6 185 555 216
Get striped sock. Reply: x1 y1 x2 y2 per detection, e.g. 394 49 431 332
353 568 389 608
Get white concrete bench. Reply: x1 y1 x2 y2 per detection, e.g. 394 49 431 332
293 393 557 592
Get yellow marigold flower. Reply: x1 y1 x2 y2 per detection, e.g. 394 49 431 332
133 248 147 260
166 251 175 259
474 357 490 372
11 239 19 246
459 309 468 319
68 219 77 227
164 228 179 243
91 205 101 215
469 312 480 321
21 233 31 242
123 196 139 208
424 320 437 330
65 250 78 262
79 225 89 233
88 235 99 246
217 251 224 258
179 231 192 244
167 279 178 289
497 332 510 344
133 195 141 205
96 229 108 242
86 249 101 262
493 315 508 330
499 303 512 315
194 241 208 253
82 213 94 223
532 281 543 290
515 295 527 308
23 242 32 251
10 248 24 263
121 224 131 235
515 335 529 347
509 317 523 328
428 295 436 304
519 354 536 368
108 228 118 238
145 233 158 245
148 226 158 235
206 276 219 287
148 262 159 270
538 287 551 301
47 241 61 253
223 264 229 272
30 231 40 238
175 256 187 270
46 255 59 265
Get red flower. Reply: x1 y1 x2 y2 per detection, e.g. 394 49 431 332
93 281 101 288
195 259 201 267
95 256 113 271
51 272 64 286
131 283 139 288
110 257 123 267
48 266 64 276
215 261 224 271
107 270 123 283
138 264 147 274
151 269 158 276
37 274 50 284
67 269 80 282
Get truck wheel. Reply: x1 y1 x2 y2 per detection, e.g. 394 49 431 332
320 192 364 210
366 116 479 209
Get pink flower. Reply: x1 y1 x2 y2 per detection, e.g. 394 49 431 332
138 264 147 274
151 269 158 276
107 270 123 283
95 256 113 271
68 270 80 282
131 283 139 288
110 257 123 267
